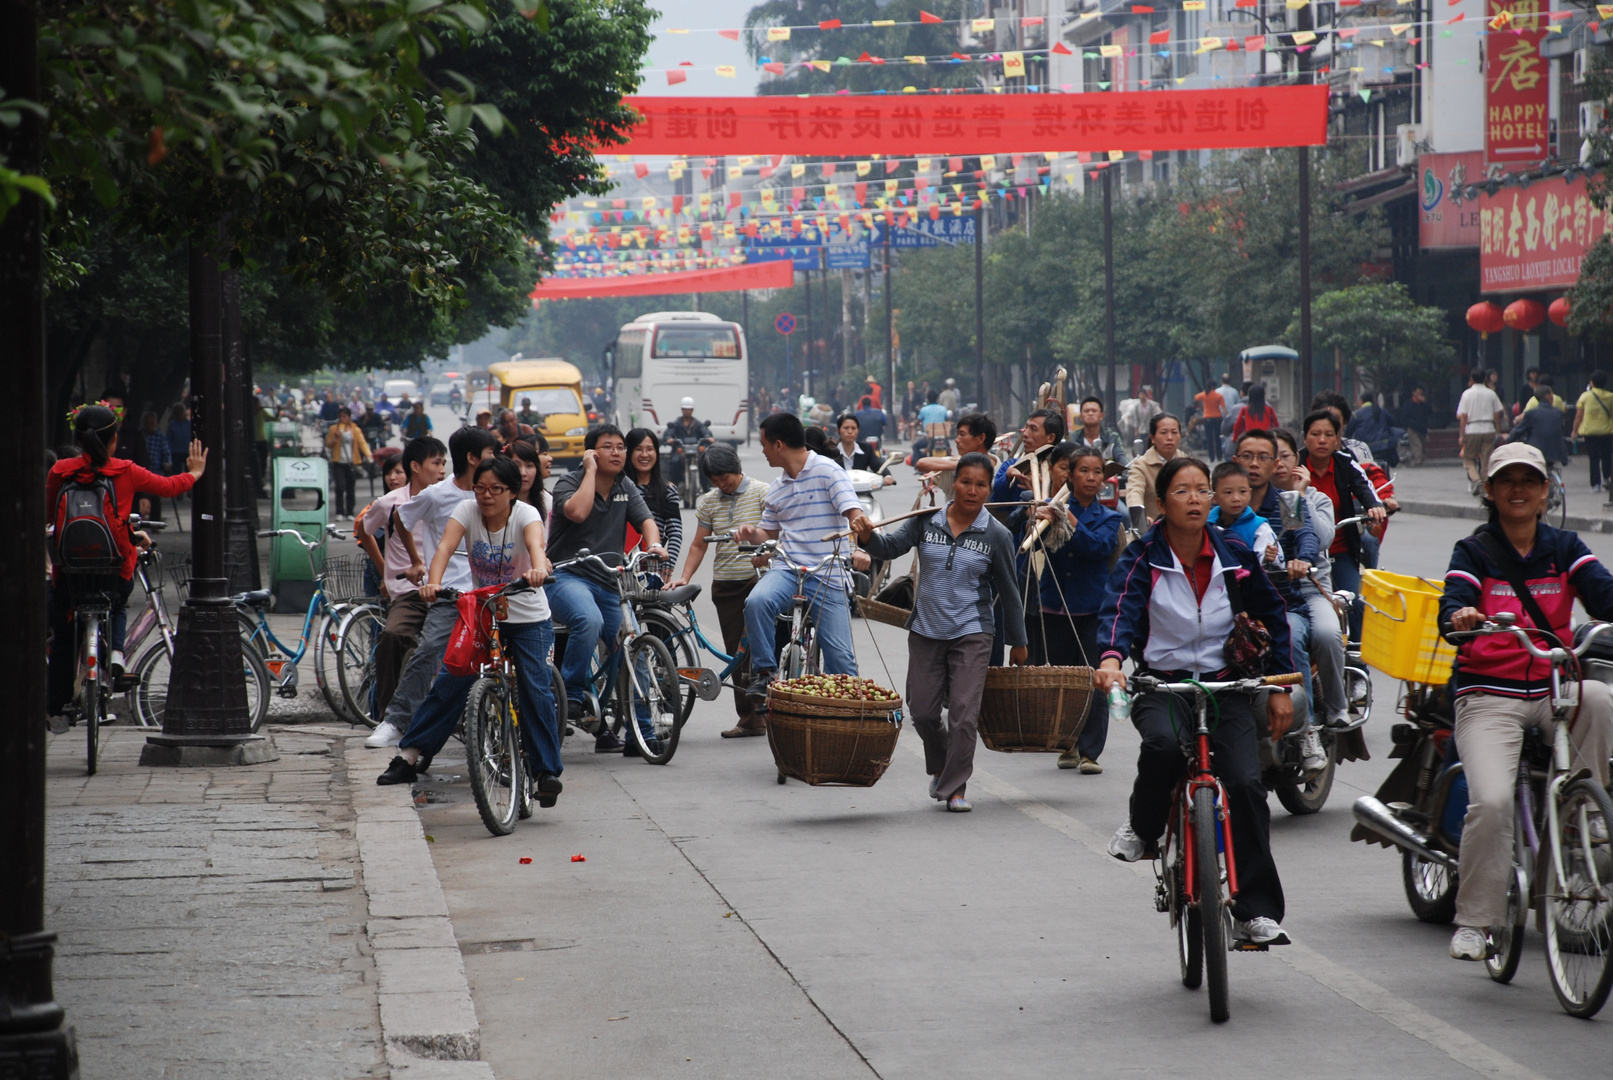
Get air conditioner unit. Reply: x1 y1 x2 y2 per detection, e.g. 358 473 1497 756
1582 101 1607 164
1574 47 1592 86
1395 124 1422 168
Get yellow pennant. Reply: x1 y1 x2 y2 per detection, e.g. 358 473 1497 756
738 155 754 166
1195 36 1223 52
824 184 838 199
668 166 684 180
1002 51 1026 77
918 157 931 171
641 196 656 208
1391 22 1412 34
873 19 895 25
716 65 736 77
856 161 872 176
906 55 927 64
1109 150 1125 162
1291 30 1316 43
1284 0 1307 8
767 26 791 40
791 163 805 178
982 154 997 169
884 179 898 195
811 60 831 72
727 165 741 178
1599 4 1613 16
972 16 994 31
1183 1 1205 10
1099 44 1122 57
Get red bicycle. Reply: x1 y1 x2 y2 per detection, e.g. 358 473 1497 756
1133 671 1303 1023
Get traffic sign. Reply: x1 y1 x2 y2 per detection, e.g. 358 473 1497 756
774 312 796 335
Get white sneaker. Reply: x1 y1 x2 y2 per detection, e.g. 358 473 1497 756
364 721 403 748
1234 917 1291 945
1108 822 1148 862
109 649 126 674
1299 728 1327 773
1449 926 1489 961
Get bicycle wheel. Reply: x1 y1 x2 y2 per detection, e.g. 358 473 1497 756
464 676 521 836
1542 778 1613 1017
1486 865 1527 984
1550 476 1568 529
1175 859 1203 990
313 612 352 722
335 604 386 729
128 640 272 733
1193 786 1230 1024
82 624 101 776
1402 850 1459 924
621 635 681 765
641 609 696 726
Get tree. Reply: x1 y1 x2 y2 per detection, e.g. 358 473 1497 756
1289 282 1454 394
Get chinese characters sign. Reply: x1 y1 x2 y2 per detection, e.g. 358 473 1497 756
1419 151 1485 248
1478 172 1613 293
1485 0 1549 167
617 88 1328 156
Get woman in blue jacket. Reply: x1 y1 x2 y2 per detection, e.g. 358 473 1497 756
1015 443 1125 773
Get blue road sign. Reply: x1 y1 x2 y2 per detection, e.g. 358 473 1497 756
774 312 796 335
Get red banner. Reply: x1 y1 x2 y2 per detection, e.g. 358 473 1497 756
616 87 1328 156
1478 171 1613 293
1418 151 1484 249
531 260 795 302
1485 0 1549 167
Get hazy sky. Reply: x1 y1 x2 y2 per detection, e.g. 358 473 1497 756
643 0 762 95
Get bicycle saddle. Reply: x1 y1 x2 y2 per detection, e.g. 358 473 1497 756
232 589 273 609
645 584 702 606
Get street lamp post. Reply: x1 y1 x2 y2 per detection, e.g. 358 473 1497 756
974 202 985 409
1103 166 1118 419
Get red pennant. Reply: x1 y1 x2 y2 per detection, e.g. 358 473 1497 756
763 62 784 74
1148 28 1169 43
1051 42 1073 54
1131 4 1154 10
665 70 686 85
948 156 963 172
854 181 868 202
857 51 874 62
821 161 835 177
929 205 940 220
920 9 943 21
718 28 739 39
672 195 683 214
634 163 649 178
791 186 804 203
819 18 841 28
700 167 713 180
886 160 899 174
729 191 741 207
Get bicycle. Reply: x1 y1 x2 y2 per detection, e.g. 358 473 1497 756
1133 671 1304 1024
1447 614 1613 1017
1547 464 1568 529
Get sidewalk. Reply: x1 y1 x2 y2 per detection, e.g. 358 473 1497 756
46 721 493 1080
1390 456 1613 533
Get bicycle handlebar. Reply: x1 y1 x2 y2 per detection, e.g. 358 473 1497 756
1449 617 1613 661
1131 672 1305 695
1333 505 1400 531
256 524 347 549
432 579 533 602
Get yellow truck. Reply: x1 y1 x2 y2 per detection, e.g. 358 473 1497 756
485 358 591 463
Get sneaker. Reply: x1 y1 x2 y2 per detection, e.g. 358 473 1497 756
376 755 418 786
567 698 591 721
109 649 126 675
947 794 972 813
535 772 562 809
928 775 940 799
1299 728 1327 773
594 728 624 753
1449 926 1489 961
1078 755 1103 775
745 670 776 704
622 734 641 758
364 721 403 748
1108 822 1148 862
1234 917 1291 946
1056 748 1082 770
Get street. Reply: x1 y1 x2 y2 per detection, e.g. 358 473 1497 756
395 435 1612 1080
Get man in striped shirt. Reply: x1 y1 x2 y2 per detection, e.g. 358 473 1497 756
736 413 871 701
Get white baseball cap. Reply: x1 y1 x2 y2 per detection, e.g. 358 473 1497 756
1485 441 1550 481
680 397 696 408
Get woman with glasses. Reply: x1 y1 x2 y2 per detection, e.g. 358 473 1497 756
1094 456 1301 947
626 428 681 587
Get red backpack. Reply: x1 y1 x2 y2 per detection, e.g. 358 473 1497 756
53 469 124 573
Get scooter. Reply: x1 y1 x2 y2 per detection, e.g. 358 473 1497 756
663 436 713 505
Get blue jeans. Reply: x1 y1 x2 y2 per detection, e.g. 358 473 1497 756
546 570 655 739
743 565 857 676
1331 552 1364 641
400 621 562 779
1283 607 1313 732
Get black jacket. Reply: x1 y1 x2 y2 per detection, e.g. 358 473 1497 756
1318 450 1382 562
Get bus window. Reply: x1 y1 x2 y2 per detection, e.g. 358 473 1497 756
652 326 740 359
615 329 645 378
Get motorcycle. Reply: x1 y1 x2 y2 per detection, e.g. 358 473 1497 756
663 436 713 505
847 451 903 587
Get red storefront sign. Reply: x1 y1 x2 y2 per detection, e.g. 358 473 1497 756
616 87 1328 156
1419 151 1485 248
1485 0 1549 167
1478 172 1613 293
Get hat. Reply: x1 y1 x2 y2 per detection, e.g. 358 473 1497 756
681 397 696 408
1485 442 1550 481
944 378 955 386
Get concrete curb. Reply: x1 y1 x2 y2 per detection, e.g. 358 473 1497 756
1397 499 1613 534
345 738 493 1079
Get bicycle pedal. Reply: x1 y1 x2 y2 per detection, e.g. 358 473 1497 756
1231 941 1270 952
112 675 140 692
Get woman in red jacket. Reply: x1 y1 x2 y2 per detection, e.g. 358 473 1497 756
46 403 206 719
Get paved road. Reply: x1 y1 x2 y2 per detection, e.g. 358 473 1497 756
398 440 1613 1079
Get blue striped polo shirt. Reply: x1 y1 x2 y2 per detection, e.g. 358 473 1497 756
760 451 862 585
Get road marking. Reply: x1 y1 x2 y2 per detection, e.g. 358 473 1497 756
918 744 1548 1080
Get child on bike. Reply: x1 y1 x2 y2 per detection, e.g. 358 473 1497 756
377 456 561 805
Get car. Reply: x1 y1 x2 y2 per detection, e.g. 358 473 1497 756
429 381 457 405
383 379 420 402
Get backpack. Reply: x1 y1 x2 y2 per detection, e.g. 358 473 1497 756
53 469 123 572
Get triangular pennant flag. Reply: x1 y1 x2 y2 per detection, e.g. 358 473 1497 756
718 28 739 40
920 9 943 22
665 70 686 85
1052 41 1073 54
819 18 841 29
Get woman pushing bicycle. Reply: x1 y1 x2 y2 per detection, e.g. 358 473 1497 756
1437 442 1613 963
1094 456 1300 947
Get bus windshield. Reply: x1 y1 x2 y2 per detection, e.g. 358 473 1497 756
652 326 740 359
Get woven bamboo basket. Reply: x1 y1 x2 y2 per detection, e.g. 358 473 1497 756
977 666 1095 753
766 689 903 787
857 574 914 629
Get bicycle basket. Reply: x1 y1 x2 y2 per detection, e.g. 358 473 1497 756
1359 569 1457 684
319 554 370 603
165 554 193 600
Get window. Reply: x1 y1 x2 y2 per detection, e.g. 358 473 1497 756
615 329 645 378
508 388 582 415
651 326 741 359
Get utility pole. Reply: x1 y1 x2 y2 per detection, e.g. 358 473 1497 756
0 0 78 1069
1102 167 1118 419
974 203 986 409
803 265 814 398
1296 3 1315 416
884 223 895 400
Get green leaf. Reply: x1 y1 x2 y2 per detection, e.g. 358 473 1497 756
470 103 504 136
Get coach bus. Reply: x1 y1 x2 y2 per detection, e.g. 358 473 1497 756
608 312 750 443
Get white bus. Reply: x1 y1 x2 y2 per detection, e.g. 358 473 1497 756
609 312 749 443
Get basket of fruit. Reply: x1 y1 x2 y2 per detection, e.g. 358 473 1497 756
976 666 1095 753
766 674 903 787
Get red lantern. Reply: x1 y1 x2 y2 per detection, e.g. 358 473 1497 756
1503 298 1546 331
1549 296 1571 327
1467 301 1505 337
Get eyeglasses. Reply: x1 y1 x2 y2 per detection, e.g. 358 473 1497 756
1168 487 1213 501
1236 452 1275 464
473 485 510 496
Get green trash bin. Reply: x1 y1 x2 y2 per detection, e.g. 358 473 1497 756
270 456 328 613
269 421 302 457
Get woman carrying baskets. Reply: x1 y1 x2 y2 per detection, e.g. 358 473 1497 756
853 452 1027 812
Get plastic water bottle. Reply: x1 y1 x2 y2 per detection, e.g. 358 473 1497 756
1107 684 1131 724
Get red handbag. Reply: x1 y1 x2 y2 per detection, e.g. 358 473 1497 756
441 585 502 677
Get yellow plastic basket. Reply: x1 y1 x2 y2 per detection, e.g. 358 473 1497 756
1358 569 1458 684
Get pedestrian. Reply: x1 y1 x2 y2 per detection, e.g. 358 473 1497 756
1015 443 1124 774
916 412 999 499
377 454 562 806
901 380 920 440
625 427 682 583
1457 368 1507 493
1573 371 1613 493
1215 372 1241 416
670 445 771 737
1124 413 1182 529
1193 380 1226 461
854 452 1027 811
140 411 171 477
324 405 372 520
1231 382 1278 444
1071 396 1128 468
516 396 543 429
1401 386 1431 467
1508 385 1568 468
1344 392 1402 468
355 453 408 598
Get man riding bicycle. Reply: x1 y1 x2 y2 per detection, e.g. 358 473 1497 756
1437 442 1613 962
736 413 871 703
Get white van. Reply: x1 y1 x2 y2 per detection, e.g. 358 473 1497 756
610 312 749 442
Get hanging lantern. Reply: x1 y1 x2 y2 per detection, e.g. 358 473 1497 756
1503 298 1547 331
1549 296 1571 327
1467 301 1505 338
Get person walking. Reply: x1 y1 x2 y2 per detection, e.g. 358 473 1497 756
1572 371 1613 494
1458 368 1506 494
324 406 372 520
1401 386 1431 467
1193 382 1226 461
854 452 1027 811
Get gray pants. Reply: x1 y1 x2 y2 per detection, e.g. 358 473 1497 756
1301 588 1348 725
1453 685 1613 926
906 631 993 801
381 599 459 734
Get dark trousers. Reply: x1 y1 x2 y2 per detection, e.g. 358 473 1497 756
374 591 429 721
1586 434 1613 490
906 631 993 799
1026 612 1109 760
48 575 134 715
1128 687 1284 923
711 577 759 723
331 462 357 517
1201 416 1222 458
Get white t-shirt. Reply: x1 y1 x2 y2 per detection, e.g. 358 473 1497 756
398 478 475 590
1457 385 1505 435
449 500 550 623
